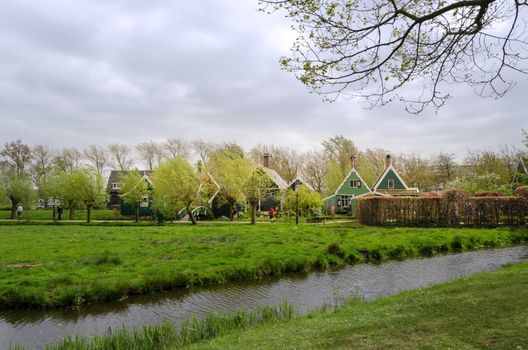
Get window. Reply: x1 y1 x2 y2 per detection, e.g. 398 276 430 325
341 196 350 207
350 180 362 188
388 179 394 189
112 183 121 190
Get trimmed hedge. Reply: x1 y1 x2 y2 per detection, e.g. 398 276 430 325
358 193 528 227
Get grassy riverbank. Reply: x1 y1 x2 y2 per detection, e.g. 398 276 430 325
0 223 527 309
45 261 528 349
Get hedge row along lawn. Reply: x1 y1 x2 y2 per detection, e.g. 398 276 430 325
0 223 527 309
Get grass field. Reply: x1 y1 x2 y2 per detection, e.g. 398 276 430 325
45 261 528 349
0 223 527 309
0 209 130 221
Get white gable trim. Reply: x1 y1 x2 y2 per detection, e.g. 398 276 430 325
372 165 411 191
334 168 372 196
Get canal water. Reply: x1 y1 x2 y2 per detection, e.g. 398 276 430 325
1 246 527 349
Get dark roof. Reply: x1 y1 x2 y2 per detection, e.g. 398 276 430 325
106 170 152 192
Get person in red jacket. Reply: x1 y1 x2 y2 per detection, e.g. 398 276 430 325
269 207 275 223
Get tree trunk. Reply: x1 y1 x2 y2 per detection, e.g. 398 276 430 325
135 204 140 223
229 200 236 221
10 198 16 220
69 200 75 220
251 202 257 225
187 205 197 225
87 205 92 223
52 199 57 223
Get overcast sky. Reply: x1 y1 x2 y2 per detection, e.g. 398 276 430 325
0 0 526 159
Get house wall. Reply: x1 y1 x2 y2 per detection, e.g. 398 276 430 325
376 169 406 190
337 170 371 197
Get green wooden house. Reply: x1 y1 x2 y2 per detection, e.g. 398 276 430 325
371 155 419 196
324 157 372 216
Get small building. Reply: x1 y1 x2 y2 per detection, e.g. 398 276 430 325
371 155 419 196
288 176 315 192
106 170 153 209
259 153 289 211
324 156 372 216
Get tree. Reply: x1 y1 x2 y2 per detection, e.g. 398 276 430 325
465 149 510 183
398 152 434 190
120 170 149 222
39 171 64 221
322 135 358 175
433 152 457 185
192 139 216 165
240 167 274 224
31 144 54 207
1 175 35 219
164 138 190 159
499 144 525 181
260 0 528 113
152 158 204 225
284 185 323 217
0 139 32 176
108 144 133 171
446 173 511 195
75 168 107 223
208 149 252 220
303 149 327 194
58 171 83 220
31 145 54 179
249 145 304 183
136 142 164 171
84 145 108 174
53 148 82 173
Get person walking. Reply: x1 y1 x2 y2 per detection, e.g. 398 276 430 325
16 204 23 220
269 207 275 223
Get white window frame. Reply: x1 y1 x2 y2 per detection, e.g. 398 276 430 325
112 183 121 190
388 179 394 189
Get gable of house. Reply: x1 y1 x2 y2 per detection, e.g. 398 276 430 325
374 168 407 190
335 169 371 197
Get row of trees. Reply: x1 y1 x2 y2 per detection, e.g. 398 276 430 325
1 132 526 220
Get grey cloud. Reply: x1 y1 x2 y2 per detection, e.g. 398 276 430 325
0 0 525 157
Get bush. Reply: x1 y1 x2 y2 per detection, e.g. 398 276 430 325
514 186 528 200
326 242 346 259
474 192 502 197
358 194 527 227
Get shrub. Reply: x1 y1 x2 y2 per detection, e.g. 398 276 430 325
514 186 528 200
474 192 502 197
326 242 346 259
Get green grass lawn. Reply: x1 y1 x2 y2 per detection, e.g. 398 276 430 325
0 209 130 221
187 261 528 350
0 223 527 309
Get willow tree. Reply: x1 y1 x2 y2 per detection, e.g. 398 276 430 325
260 0 528 113
241 168 274 224
152 158 203 225
120 170 149 222
208 150 253 221
75 167 107 223
1 175 34 219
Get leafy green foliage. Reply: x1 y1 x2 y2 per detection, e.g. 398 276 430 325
152 158 204 224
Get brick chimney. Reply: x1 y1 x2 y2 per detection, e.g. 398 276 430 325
263 153 270 168
351 155 356 169
385 154 392 168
